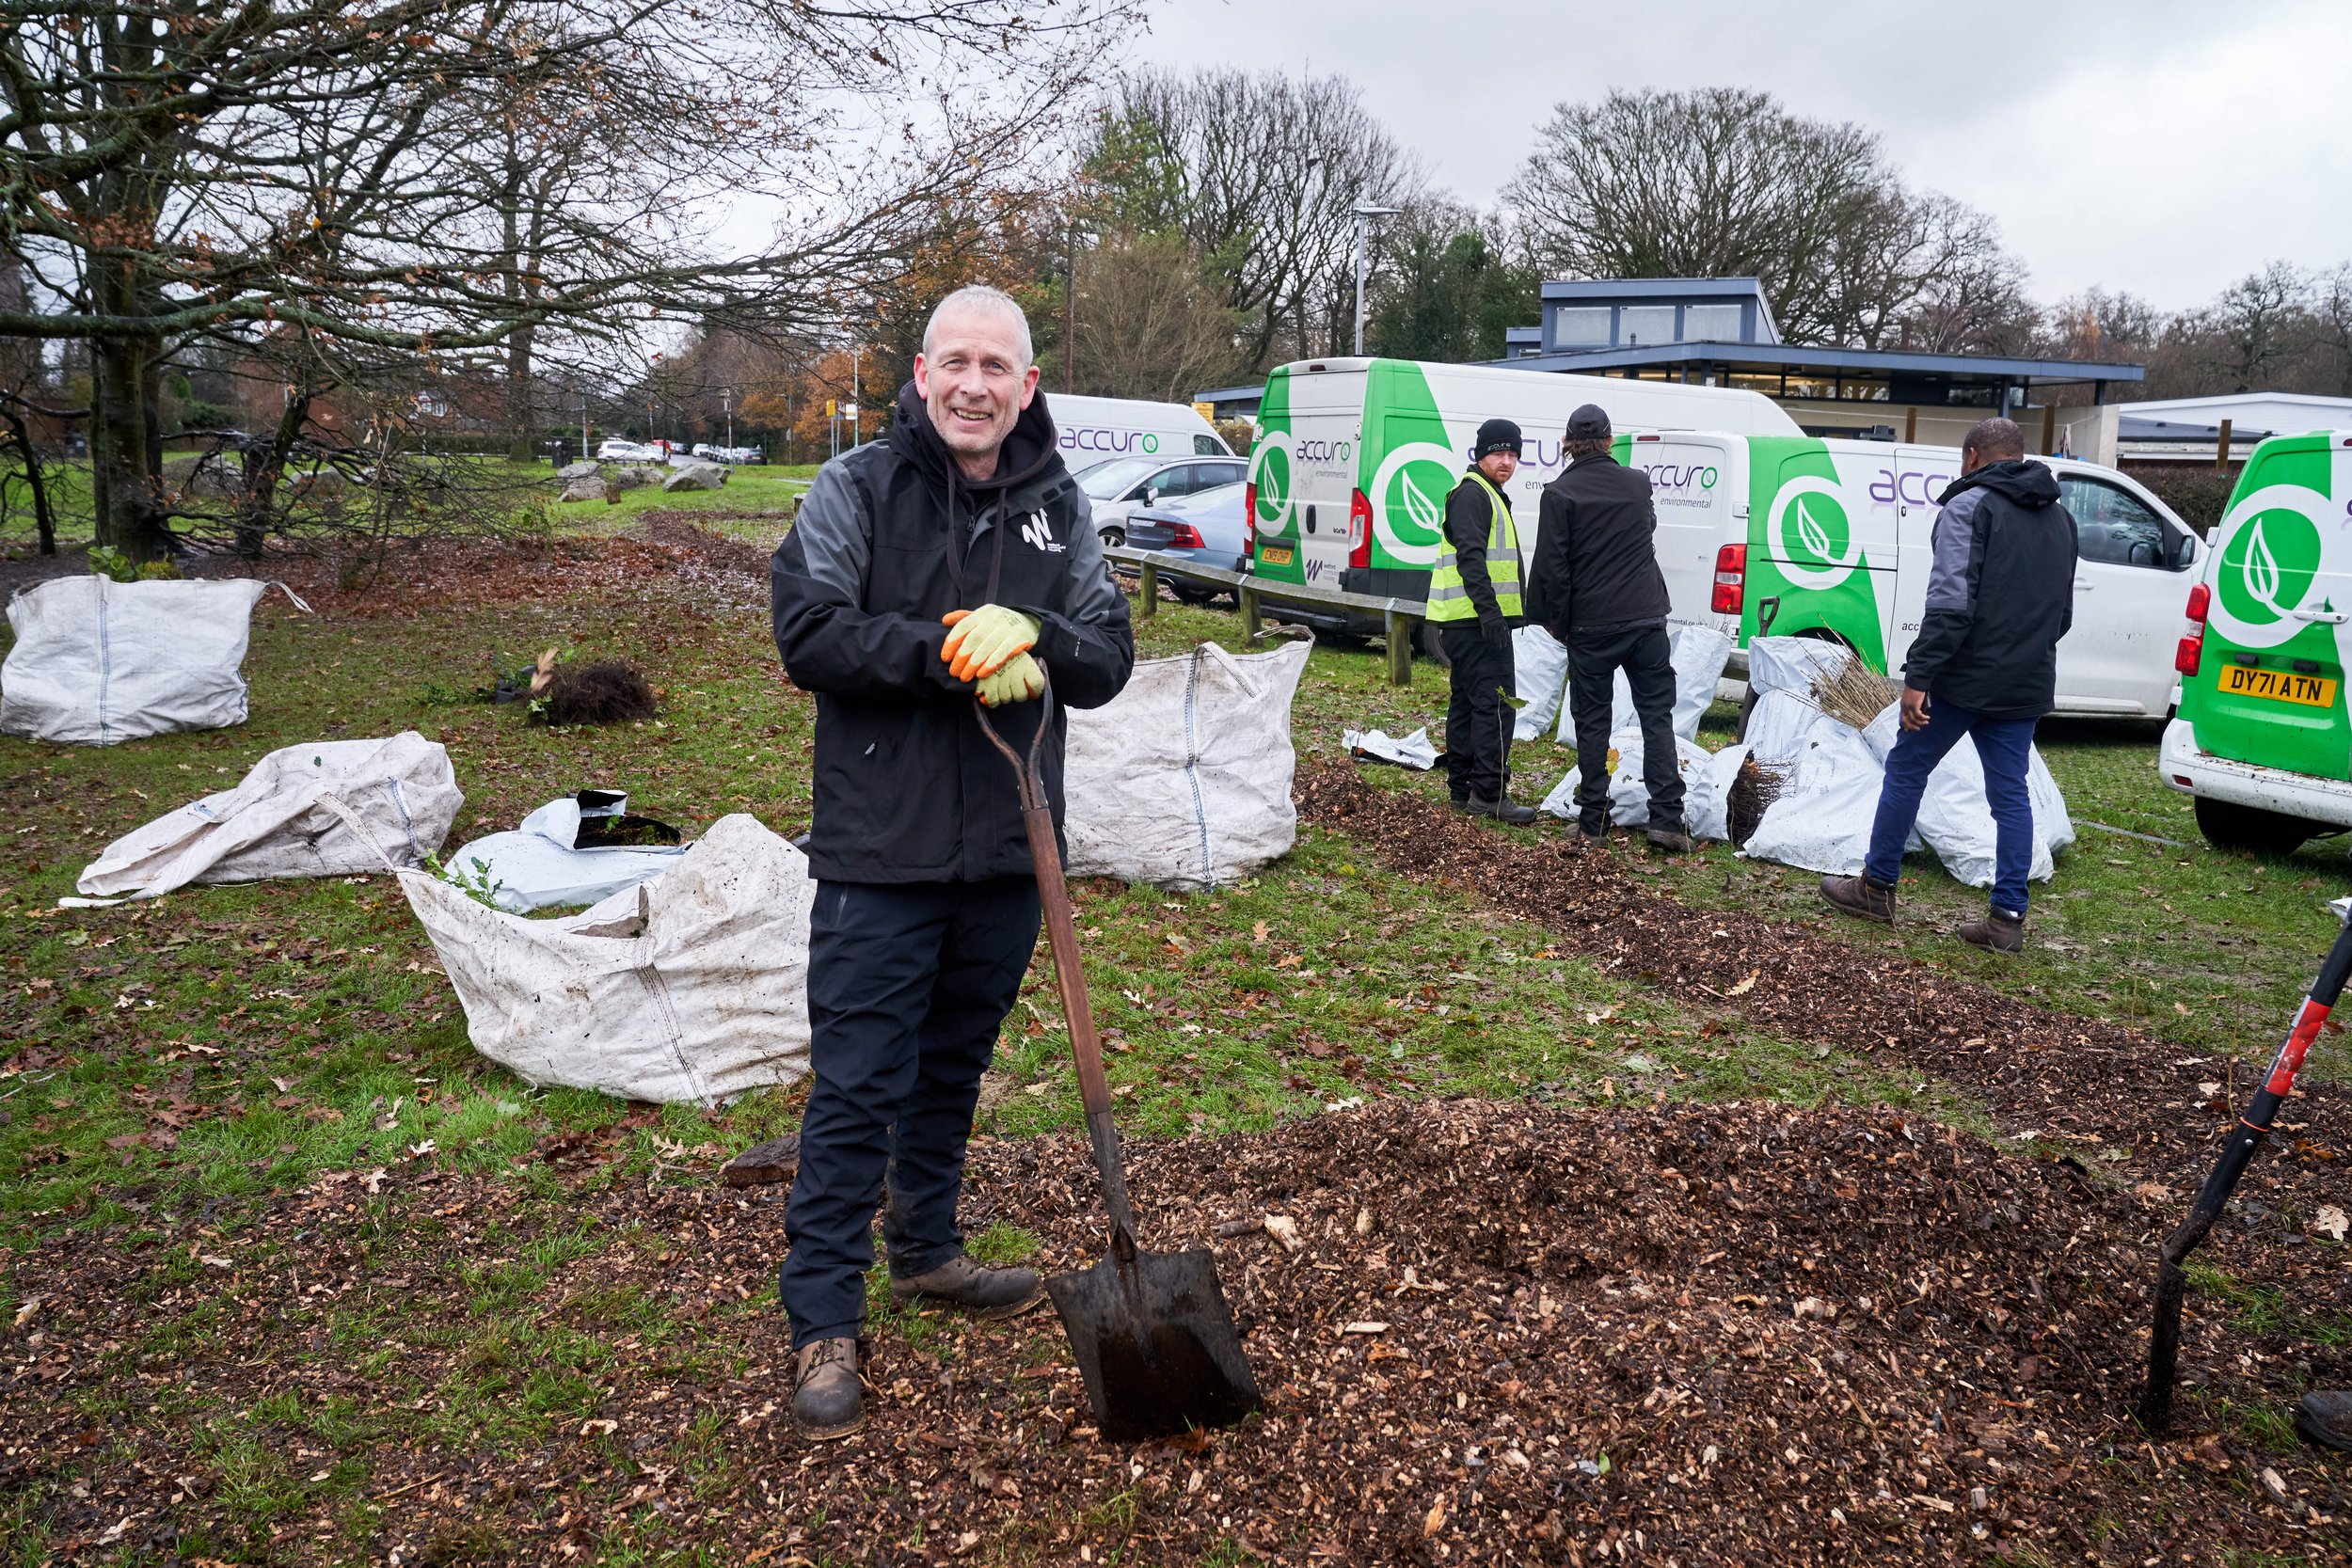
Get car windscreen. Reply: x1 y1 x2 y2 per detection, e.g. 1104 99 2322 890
1076 457 1162 499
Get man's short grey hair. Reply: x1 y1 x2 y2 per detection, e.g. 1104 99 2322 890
1963 416 2026 461
922 285 1034 368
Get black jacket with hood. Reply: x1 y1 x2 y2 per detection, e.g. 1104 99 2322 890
770 383 1135 883
1526 451 1671 641
1902 458 2079 720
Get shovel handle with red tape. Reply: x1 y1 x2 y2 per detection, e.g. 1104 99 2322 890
2139 899 2352 1434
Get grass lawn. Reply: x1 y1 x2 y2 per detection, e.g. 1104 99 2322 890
1 534 2346 1562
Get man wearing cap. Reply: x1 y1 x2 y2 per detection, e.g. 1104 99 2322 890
1430 419 1535 823
1527 404 1692 853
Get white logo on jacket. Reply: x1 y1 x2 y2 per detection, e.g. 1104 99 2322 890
1021 512 1063 553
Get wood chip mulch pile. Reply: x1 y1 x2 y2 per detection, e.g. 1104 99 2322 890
5 1100 2345 1564
1295 759 2350 1191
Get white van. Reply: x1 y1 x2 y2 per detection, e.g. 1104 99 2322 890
1248 356 2200 714
1049 393 1232 466
1627 431 2199 718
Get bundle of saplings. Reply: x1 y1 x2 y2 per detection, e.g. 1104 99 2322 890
533 658 658 726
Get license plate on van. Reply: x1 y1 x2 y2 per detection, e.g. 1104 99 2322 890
2220 664 2339 707
1257 546 1294 565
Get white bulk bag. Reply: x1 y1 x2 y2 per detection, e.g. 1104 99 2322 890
439 794 688 913
1737 635 1855 763
1538 728 1718 831
1552 624 1735 746
1740 721 1885 875
1511 626 1571 741
74 732 461 901
1063 639 1310 892
338 802 815 1106
3 576 305 745
1913 738 2071 890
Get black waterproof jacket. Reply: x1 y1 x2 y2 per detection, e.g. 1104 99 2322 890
1903 459 2079 720
770 383 1135 883
1526 451 1671 641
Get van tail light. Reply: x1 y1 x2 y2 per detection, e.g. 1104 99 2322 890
1164 521 1204 549
2176 582 2210 675
1347 488 1373 569
1243 482 1257 556
1711 543 1747 614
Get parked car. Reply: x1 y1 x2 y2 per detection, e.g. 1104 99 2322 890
1074 453 1248 546
1123 483 1249 604
596 438 660 462
691 443 766 465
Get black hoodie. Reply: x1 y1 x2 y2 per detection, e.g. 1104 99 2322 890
770 383 1134 882
1901 458 2078 720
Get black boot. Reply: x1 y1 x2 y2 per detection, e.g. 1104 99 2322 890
888 1253 1046 1318
1957 908 2026 953
2296 1390 2352 1450
1466 796 1537 825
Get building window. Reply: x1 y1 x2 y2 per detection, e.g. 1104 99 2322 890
1620 306 1677 345
1551 307 1610 347
1683 303 1741 341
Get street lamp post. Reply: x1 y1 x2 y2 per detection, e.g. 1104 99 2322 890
1352 201 1402 356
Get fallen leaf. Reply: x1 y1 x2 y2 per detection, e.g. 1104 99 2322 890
2313 1205 2348 1243
1724 970 1759 997
1422 1495 1447 1537
1262 1213 1302 1252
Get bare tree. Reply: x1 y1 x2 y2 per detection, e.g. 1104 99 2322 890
1504 87 2024 350
0 0 1132 559
1068 230 1242 401
1096 71 1422 366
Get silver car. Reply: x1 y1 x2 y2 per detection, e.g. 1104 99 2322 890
1074 454 1248 546
1122 482 1248 605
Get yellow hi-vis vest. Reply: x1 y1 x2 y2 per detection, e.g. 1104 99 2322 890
1425 470 1522 623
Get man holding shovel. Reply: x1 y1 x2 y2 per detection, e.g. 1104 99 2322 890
769 285 1135 1440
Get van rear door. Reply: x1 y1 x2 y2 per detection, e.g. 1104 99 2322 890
2182 434 2352 779
2047 464 2200 715
1627 433 1739 634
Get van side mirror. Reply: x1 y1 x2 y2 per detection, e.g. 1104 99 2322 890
2169 533 2200 568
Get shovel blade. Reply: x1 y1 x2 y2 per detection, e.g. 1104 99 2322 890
1045 1245 1261 1444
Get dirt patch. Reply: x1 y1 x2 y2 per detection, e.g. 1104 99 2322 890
1296 761 2350 1186
4 1100 2344 1563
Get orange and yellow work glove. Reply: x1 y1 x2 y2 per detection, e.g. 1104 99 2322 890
975 650 1044 707
940 605 1041 681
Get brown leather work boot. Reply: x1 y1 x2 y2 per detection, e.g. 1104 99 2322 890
888 1253 1046 1318
1957 908 2026 954
1819 872 1897 924
792 1336 864 1441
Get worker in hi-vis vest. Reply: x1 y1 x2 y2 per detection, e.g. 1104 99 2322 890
1430 419 1534 823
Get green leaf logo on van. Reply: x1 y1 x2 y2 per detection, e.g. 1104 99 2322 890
1765 477 1864 589
2218 508 2322 625
1254 446 1289 526
1384 457 1457 551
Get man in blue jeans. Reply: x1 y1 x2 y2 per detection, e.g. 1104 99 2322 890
1820 417 2078 952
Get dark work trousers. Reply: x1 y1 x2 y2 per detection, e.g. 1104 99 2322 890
1863 699 2038 915
1440 622 1513 803
1566 622 1684 832
781 875 1041 1350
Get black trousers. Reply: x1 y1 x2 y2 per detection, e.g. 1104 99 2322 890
1440 622 1512 803
1566 622 1685 831
781 875 1041 1349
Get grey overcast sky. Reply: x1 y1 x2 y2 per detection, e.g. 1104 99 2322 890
1124 0 2352 310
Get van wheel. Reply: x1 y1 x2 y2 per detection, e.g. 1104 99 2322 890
1418 622 1451 668
2194 797 2318 855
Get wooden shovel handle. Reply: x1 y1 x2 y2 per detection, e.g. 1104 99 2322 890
975 683 1138 1240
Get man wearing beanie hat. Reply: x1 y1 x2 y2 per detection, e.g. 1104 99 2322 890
1526 403 1692 853
1427 418 1535 823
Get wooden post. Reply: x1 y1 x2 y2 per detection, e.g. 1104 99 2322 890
1239 583 1261 646
1136 560 1158 620
2217 419 2234 471
1384 608 1413 687
1902 405 1916 444
2041 403 2058 456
